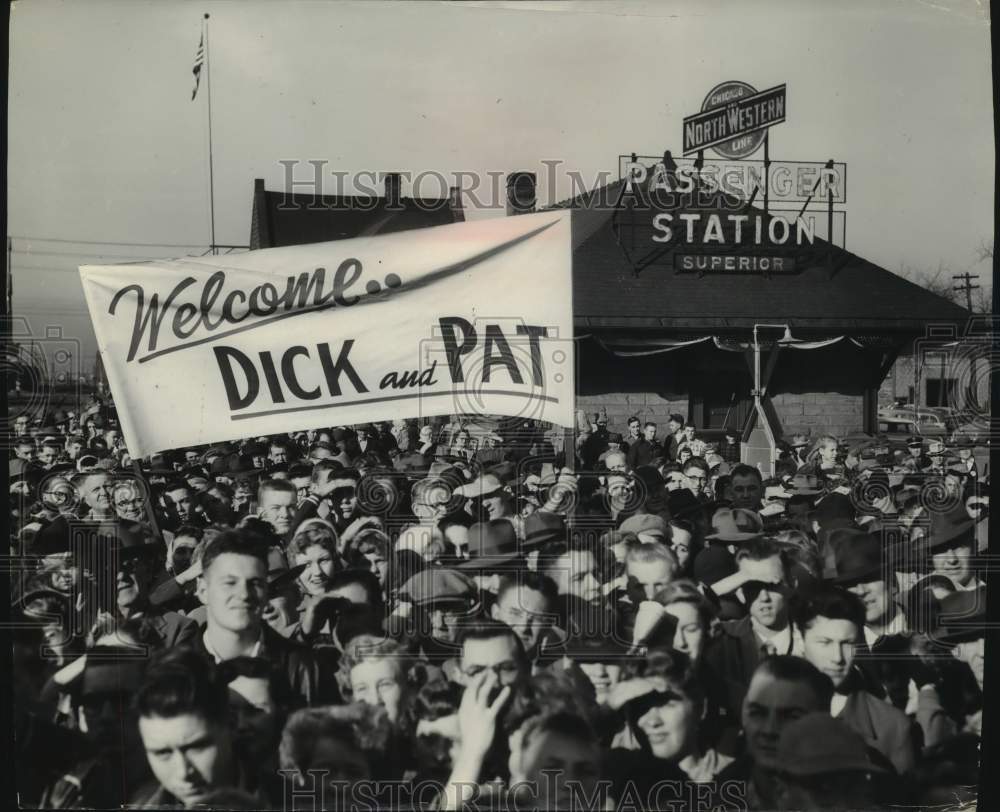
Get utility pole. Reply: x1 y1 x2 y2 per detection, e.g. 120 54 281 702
953 272 980 312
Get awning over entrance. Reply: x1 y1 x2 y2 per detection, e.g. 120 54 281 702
578 333 892 396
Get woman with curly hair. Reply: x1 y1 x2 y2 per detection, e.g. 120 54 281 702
343 527 391 590
287 518 342 598
337 634 420 725
279 703 393 808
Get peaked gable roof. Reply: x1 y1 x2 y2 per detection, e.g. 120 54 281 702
546 173 969 334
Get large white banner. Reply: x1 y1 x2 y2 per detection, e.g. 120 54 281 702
80 211 574 457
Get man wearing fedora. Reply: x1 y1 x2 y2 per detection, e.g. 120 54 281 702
922 507 983 593
110 530 199 650
833 529 908 647
831 527 916 705
913 585 986 751
455 519 523 601
457 472 518 527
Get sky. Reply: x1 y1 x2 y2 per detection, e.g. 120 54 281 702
7 0 995 368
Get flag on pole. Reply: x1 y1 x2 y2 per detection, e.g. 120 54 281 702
191 31 205 100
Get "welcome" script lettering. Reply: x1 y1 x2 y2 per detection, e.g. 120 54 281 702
108 261 365 364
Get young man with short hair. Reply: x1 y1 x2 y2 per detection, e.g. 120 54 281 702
623 416 642 457
194 531 325 705
161 480 198 531
703 538 798 720
256 479 299 538
626 421 662 470
457 619 531 690
792 584 916 775
730 464 764 510
132 648 275 808
37 440 61 469
625 541 679 602
536 541 603 605
715 655 835 810
664 413 686 461
682 457 710 499
490 571 559 662
268 440 289 467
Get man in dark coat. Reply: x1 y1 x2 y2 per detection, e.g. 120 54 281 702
189 530 331 706
702 538 796 720
793 584 918 776
626 421 663 470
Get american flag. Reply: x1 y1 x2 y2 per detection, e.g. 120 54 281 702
191 31 205 101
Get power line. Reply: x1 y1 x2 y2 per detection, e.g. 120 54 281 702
952 272 981 312
9 234 210 248
11 248 192 260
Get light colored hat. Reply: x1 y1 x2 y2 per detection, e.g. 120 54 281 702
457 473 505 499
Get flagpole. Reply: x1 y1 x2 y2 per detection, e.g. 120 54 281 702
204 12 217 255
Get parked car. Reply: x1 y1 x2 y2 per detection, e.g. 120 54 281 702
876 407 948 438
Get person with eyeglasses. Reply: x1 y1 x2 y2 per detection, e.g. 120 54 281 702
457 620 530 691
30 470 124 557
682 458 711 501
35 474 79 522
112 478 147 523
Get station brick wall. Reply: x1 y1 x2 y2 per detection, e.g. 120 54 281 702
769 392 864 439
576 391 864 442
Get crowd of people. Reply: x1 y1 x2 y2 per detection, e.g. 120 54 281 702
7 397 989 810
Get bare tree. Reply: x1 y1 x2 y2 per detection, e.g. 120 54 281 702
897 243 993 314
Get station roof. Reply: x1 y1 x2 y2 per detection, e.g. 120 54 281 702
250 177 464 249
547 174 970 335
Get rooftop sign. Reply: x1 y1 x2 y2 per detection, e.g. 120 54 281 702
683 82 786 157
